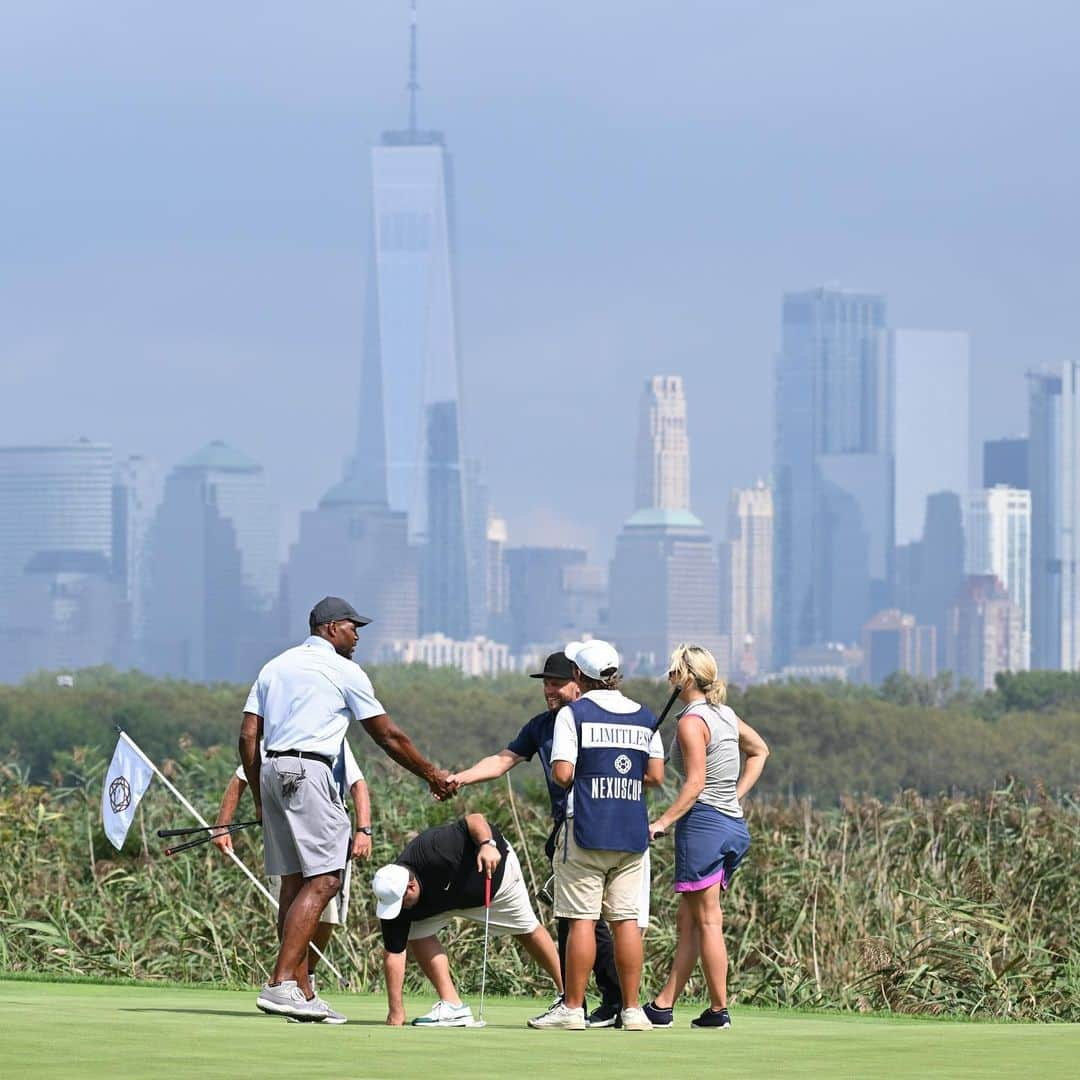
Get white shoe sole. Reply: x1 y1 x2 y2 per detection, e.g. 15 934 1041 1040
412 1017 474 1027
257 999 325 1021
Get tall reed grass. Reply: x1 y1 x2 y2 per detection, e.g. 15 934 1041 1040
1 746 1076 1020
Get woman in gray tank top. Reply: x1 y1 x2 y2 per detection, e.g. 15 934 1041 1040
642 644 770 1030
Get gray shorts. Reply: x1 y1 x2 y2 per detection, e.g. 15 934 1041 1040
261 755 350 879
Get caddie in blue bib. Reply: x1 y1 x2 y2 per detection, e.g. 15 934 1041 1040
570 697 657 853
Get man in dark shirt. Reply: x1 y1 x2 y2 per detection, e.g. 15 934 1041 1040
449 651 626 1027
373 813 563 1027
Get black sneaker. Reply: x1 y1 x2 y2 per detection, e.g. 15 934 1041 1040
642 1000 674 1028
586 1002 621 1029
691 1006 731 1029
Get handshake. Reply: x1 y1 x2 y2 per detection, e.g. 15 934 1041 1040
427 765 479 802
427 769 462 802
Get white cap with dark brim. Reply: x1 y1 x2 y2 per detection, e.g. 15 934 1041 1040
564 639 621 681
372 863 410 920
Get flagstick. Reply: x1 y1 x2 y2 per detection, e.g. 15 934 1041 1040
116 729 347 987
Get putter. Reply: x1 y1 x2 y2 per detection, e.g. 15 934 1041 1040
473 874 492 1028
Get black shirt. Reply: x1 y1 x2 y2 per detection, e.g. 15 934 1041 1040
380 819 509 954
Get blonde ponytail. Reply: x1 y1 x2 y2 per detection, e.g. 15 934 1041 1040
668 643 725 704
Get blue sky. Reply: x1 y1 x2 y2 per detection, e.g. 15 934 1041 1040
1 1 1077 558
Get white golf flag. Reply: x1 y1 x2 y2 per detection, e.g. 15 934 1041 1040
101 735 154 851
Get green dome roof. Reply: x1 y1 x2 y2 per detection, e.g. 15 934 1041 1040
624 508 704 529
179 440 261 472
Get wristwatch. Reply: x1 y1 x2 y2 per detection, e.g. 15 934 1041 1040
357 826 373 836
480 838 497 848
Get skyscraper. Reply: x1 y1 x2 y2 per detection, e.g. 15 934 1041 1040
505 546 586 651
112 454 164 660
636 376 690 512
141 442 278 682
353 7 471 638
983 437 1029 489
861 609 936 685
945 575 1024 690
964 486 1031 668
282 475 418 664
0 441 113 631
774 287 892 663
724 482 773 678
1027 366 1080 669
610 374 724 673
891 329 970 545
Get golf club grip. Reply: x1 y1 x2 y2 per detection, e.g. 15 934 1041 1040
157 819 259 839
484 876 492 907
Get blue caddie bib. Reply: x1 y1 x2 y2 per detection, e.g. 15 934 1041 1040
570 698 656 853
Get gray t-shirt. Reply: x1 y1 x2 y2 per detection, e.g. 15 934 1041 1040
668 700 743 819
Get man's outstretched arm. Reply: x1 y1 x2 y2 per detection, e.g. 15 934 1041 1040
449 750 523 788
360 712 457 800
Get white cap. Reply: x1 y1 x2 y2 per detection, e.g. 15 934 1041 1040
372 863 410 920
564 639 620 680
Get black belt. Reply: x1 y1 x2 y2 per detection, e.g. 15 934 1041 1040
266 749 333 770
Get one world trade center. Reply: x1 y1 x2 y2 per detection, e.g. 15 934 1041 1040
353 5 471 638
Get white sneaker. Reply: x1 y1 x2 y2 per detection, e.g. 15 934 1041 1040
530 995 565 1023
411 1000 474 1027
288 995 347 1025
620 1006 653 1031
256 980 325 1020
527 1002 587 1030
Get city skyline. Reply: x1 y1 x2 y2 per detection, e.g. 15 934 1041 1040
2 3 1074 562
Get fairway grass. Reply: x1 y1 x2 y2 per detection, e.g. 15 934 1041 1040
2 980 1077 1079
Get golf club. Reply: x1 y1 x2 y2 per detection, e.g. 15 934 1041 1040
474 874 492 1028
163 821 259 856
646 685 682 843
157 819 260 839
652 684 681 733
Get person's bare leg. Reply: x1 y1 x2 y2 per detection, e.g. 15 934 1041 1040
563 919 596 1009
610 918 644 1009
271 872 340 995
689 887 729 1009
653 895 700 1009
513 925 564 994
276 873 303 941
408 935 461 1004
307 921 333 979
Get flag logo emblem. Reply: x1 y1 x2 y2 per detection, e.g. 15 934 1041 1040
614 754 631 775
109 776 132 813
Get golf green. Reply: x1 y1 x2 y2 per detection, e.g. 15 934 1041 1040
2 979 1077 1079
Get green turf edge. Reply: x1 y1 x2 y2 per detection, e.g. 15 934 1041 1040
0 971 1039 1024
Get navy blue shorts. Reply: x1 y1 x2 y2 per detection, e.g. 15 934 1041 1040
673 803 750 893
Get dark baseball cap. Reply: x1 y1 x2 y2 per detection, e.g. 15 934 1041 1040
529 651 575 680
308 596 372 632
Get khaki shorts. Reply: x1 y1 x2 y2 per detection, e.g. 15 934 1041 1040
268 859 352 927
261 756 350 879
408 846 539 941
553 821 646 922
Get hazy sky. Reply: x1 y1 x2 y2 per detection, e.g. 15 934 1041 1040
2 1 1077 560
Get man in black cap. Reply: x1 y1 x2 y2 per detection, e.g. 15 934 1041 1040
240 596 457 1023
449 651 624 1027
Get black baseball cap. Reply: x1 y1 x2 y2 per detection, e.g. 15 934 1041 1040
529 651 575 680
309 596 372 632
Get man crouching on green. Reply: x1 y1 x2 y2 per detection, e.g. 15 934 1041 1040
373 813 564 1026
